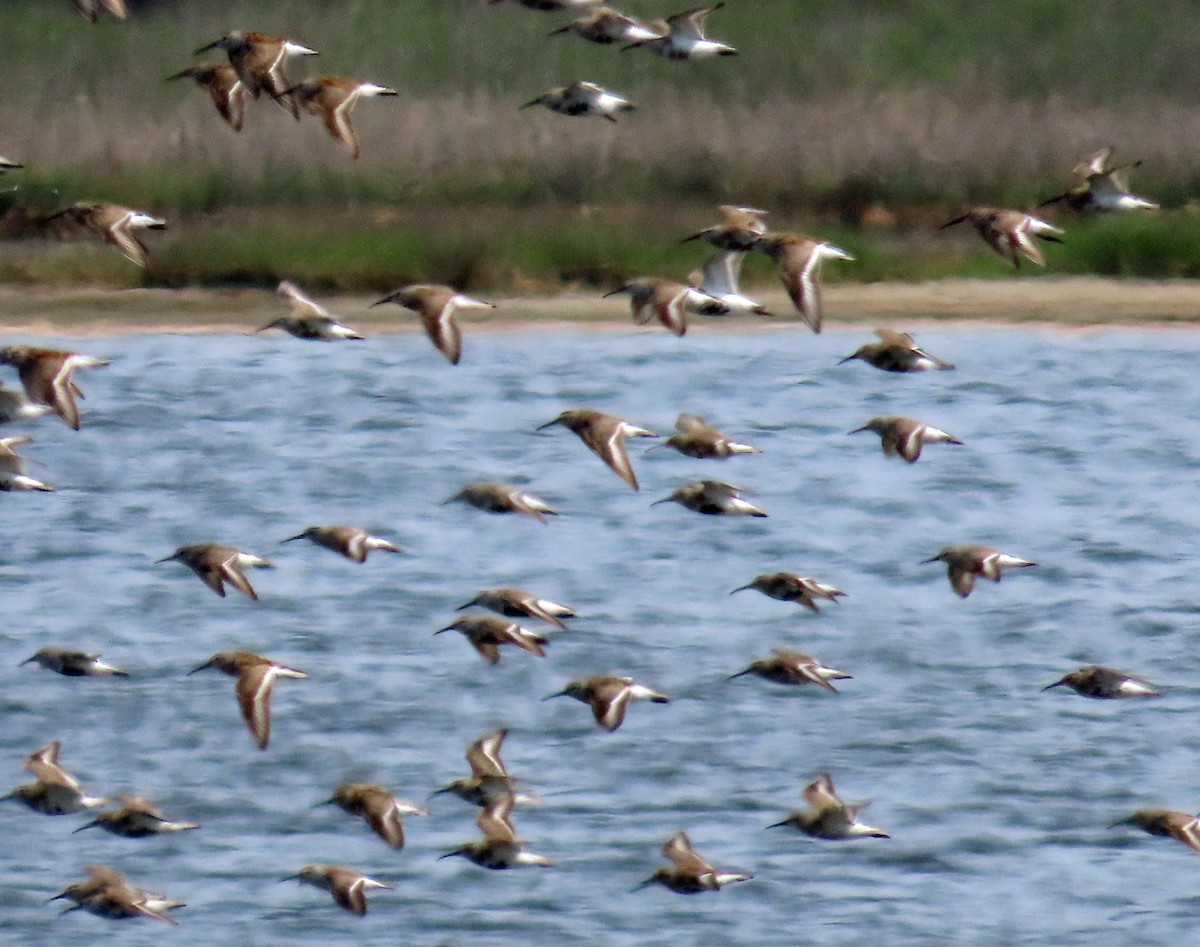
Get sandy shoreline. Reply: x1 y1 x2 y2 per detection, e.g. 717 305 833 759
0 277 1197 336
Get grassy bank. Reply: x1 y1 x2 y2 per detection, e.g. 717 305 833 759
1 203 1197 292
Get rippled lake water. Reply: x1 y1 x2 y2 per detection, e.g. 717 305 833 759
3 324 1200 945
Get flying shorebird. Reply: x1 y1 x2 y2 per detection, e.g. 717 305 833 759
194 31 318 117
74 796 200 838
730 572 846 613
652 479 767 516
623 4 737 58
1039 146 1157 213
73 0 126 22
838 329 954 373
849 416 963 463
939 207 1064 268
544 675 670 731
283 865 392 916
44 202 167 267
167 62 246 131
922 545 1037 598
520 81 635 122
768 773 890 840
156 543 274 600
1043 666 1161 700
0 157 23 173
2 740 107 815
443 483 558 522
435 615 549 665
431 728 539 807
727 649 852 692
0 436 53 492
656 413 760 459
603 278 729 336
51 865 185 925
1111 809 1200 855
20 647 128 677
317 783 427 849
281 525 401 562
548 6 664 44
0 383 52 425
372 284 495 364
635 831 752 893
187 651 308 750
256 281 364 340
439 792 553 869
537 409 657 490
457 588 575 629
687 249 771 317
282 77 398 159
0 346 108 430
682 205 768 251
750 232 854 333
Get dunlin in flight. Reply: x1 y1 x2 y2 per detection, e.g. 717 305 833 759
20 648 128 677
156 543 274 600
634 831 752 893
624 4 737 58
683 205 768 252
73 0 126 21
282 525 401 562
0 436 53 492
282 865 392 916
75 796 200 838
768 773 890 840
1110 809 1200 854
750 232 854 333
431 728 538 807
187 651 308 749
521 81 635 122
730 572 846 612
0 156 23 173
657 413 761 459
1040 147 1157 213
283 77 398 159
538 409 657 490
604 278 729 336
923 545 1036 598
435 615 549 665
51 866 184 925
318 783 427 849
444 483 558 522
0 345 108 430
652 479 767 516
548 6 663 44
167 62 246 131
439 793 553 869
940 208 1064 268
2 741 107 815
0 383 52 424
372 284 494 364
457 588 575 629
544 676 669 731
727 649 851 692
838 329 954 373
850 416 963 463
194 31 318 117
45 202 166 267
687 249 771 317
256 281 364 340
1043 666 1160 699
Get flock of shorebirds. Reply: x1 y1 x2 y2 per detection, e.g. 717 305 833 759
0 0 1185 929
